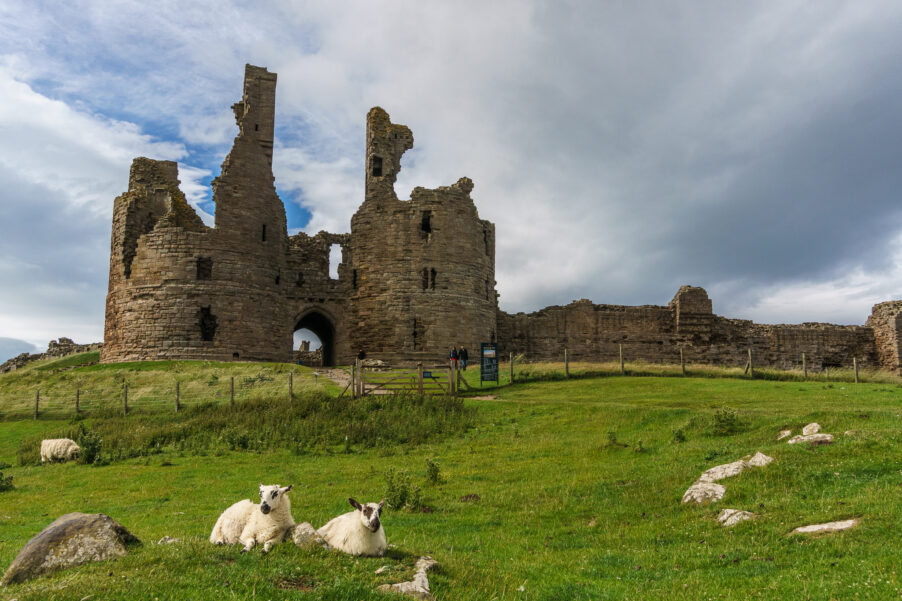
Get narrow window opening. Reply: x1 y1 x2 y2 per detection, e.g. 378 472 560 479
254 123 259 131
232 352 239 360
412 318 418 350
261 224 267 242
329 244 342 279
371 155 383 177
275 269 281 285
198 306 217 342
352 269 358 289
420 211 432 237
485 278 491 300
430 268 437 290
296 271 305 287
483 228 490 256
422 268 429 291
196 257 213 280
412 318 425 350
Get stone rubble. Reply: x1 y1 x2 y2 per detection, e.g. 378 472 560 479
717 509 755 527
787 433 834 445
802 423 821 435
682 452 773 504
378 556 438 600
791 518 859 535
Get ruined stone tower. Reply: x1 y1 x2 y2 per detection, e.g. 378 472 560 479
102 65 497 365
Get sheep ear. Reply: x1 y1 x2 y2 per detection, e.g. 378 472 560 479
378 500 385 511
348 497 362 511
282 485 293 493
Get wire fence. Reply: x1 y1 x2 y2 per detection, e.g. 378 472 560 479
0 370 332 421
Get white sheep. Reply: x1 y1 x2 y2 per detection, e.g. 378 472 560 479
317 497 386 556
40 438 80 463
210 484 295 553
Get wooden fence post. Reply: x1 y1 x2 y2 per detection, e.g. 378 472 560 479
509 352 514 384
75 389 80 414
619 344 625 375
853 357 859 383
289 372 294 400
230 376 235 406
123 383 128 416
747 349 754 378
417 362 424 395
175 381 180 412
564 349 569 379
680 348 686 376
351 364 356 398
802 353 807 378
34 390 39 420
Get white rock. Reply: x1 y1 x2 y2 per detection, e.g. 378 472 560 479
777 430 792 440
375 565 390 575
698 459 748 483
802 423 821 435
682 481 726 504
290 522 330 549
787 433 834 445
378 556 438 600
717 509 754 527
157 536 179 545
746 452 774 467
791 518 858 534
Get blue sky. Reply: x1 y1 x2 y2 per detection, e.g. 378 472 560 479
2 1 902 362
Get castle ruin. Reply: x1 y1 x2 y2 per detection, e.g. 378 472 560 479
103 65 902 372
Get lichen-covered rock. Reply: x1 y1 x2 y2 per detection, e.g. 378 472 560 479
2 513 139 585
717 509 754 527
698 459 748 483
788 433 834 445
802 423 821 435
777 429 792 440
378 556 438 600
746 452 774 467
290 522 329 549
791 518 858 535
682 481 726 504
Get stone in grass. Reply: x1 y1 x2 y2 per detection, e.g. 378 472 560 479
682 481 726 504
717 509 754 527
746 451 774 467
2 512 139 585
378 556 438 600
787 433 834 445
290 522 330 549
791 518 859 535
802 423 821 436
777 430 792 440
698 459 748 483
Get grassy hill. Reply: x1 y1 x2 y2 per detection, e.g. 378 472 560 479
0 361 900 599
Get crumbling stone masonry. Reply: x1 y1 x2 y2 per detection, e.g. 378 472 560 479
102 65 496 365
102 64 902 371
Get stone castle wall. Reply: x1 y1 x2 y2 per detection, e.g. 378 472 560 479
498 286 885 370
102 65 496 366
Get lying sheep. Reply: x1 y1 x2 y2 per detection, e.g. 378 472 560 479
40 438 80 463
317 498 386 556
210 484 295 553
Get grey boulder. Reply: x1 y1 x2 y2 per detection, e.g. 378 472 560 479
2 512 139 586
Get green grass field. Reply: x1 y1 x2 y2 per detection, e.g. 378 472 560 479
1 359 900 599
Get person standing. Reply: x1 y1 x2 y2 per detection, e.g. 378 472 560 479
459 346 469 370
450 345 458 368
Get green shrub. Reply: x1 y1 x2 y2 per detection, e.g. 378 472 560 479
425 457 442 485
712 407 746 436
0 470 13 492
672 428 687 443
76 425 103 465
383 468 422 511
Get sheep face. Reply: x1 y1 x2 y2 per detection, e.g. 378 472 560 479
258 484 292 515
349 498 385 532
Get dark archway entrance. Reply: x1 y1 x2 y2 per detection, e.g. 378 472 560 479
294 311 335 367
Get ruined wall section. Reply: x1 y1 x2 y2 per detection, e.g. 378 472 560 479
348 108 497 365
498 286 878 370
102 65 293 363
866 301 902 372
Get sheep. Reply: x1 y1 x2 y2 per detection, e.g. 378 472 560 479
210 484 295 553
317 497 386 556
40 438 80 463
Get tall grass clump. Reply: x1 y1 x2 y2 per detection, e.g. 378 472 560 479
16 391 476 464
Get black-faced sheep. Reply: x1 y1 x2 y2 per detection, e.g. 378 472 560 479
317 498 386 556
40 438 80 463
210 484 295 553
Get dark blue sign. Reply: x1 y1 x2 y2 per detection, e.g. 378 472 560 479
481 342 499 384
